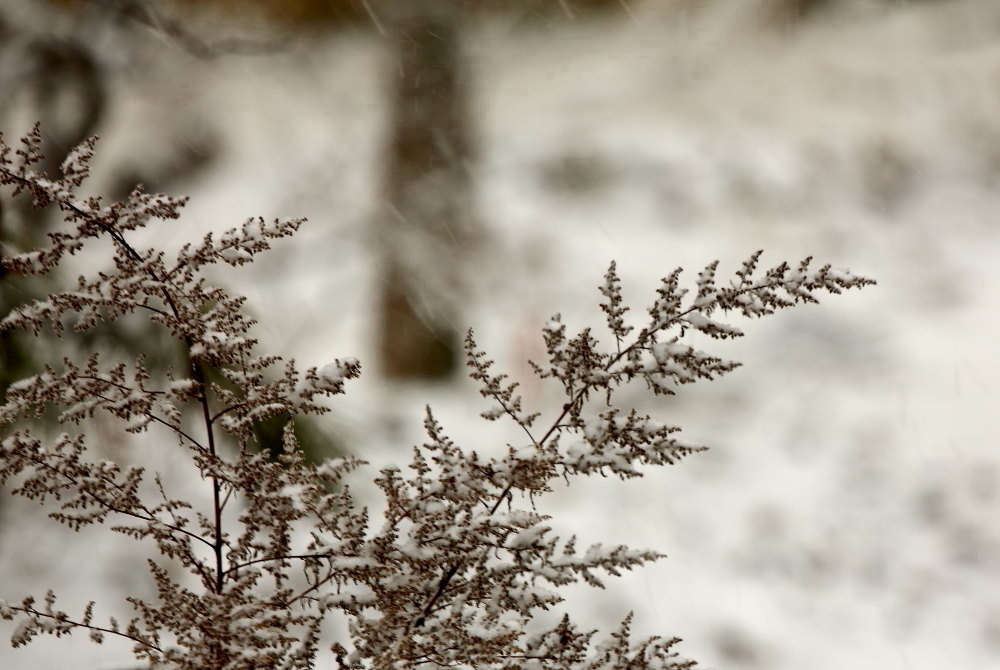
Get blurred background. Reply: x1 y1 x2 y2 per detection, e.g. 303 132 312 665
1 0 999 668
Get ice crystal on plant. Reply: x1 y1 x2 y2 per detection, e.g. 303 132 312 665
0 128 873 669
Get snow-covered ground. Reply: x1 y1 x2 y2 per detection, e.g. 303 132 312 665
3 1 1000 668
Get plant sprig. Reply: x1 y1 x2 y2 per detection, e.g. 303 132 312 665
0 128 872 669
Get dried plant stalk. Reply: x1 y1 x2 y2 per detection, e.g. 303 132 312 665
0 127 874 669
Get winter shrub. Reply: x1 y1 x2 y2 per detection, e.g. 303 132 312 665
0 126 874 669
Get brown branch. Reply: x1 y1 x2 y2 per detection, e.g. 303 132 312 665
10 604 162 653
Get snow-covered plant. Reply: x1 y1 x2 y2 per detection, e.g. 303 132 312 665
0 126 874 670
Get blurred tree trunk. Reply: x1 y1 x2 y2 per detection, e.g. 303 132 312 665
375 3 474 380
37 0 627 381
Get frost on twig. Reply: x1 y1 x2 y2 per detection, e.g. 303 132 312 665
0 128 873 669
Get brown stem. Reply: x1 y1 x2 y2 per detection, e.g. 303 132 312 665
13 605 162 653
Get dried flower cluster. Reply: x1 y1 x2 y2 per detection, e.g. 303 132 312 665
0 126 874 669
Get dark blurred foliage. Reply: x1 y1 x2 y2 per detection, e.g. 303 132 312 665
166 0 629 28
0 0 340 464
43 0 631 29
0 6 110 409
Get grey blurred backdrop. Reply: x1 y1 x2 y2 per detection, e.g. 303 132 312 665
1 1 998 669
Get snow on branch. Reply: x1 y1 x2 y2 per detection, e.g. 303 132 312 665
0 130 873 669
